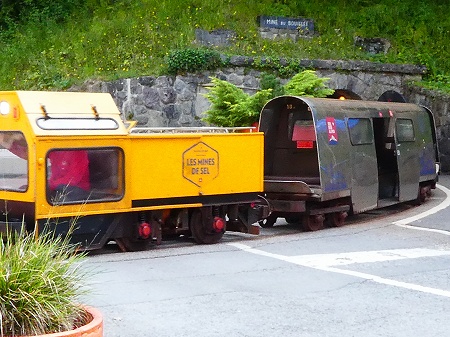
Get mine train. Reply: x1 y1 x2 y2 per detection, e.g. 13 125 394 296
0 91 439 251
259 95 439 230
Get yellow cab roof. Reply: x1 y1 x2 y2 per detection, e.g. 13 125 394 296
0 91 129 136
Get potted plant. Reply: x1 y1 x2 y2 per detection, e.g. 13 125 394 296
0 225 103 337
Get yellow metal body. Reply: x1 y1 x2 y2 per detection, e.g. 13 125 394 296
127 133 263 203
0 91 264 248
29 133 264 219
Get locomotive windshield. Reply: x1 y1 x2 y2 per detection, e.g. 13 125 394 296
0 131 28 192
46 147 124 205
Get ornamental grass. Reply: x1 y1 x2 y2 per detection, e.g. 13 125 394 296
0 226 89 336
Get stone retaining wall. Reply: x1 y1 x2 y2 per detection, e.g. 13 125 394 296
75 58 450 171
404 86 450 172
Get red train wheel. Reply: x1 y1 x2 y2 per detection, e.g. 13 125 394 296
302 214 325 231
190 208 224 244
328 211 347 227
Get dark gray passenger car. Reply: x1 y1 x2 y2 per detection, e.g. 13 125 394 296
259 96 439 230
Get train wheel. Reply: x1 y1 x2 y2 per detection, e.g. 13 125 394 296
190 208 224 244
258 215 277 228
302 214 325 231
328 211 347 227
115 237 152 252
411 185 430 206
419 186 431 203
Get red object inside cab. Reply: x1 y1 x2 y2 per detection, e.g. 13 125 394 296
292 121 315 149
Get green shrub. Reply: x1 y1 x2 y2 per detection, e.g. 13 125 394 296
0 226 89 336
283 70 334 97
203 70 334 127
203 77 272 127
260 72 285 98
166 48 225 74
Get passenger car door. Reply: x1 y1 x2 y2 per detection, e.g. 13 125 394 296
395 118 420 202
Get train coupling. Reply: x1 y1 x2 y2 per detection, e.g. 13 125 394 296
226 196 270 235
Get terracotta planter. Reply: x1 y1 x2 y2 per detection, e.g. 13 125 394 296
36 306 103 337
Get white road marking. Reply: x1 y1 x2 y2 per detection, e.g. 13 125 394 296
229 243 450 298
229 182 450 297
393 183 450 233
287 248 450 268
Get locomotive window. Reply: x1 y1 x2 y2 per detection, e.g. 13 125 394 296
291 120 316 149
396 118 415 142
46 147 124 205
0 131 28 192
348 118 373 145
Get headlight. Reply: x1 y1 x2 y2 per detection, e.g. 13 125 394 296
0 101 10 115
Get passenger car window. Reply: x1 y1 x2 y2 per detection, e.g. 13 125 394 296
0 131 28 192
396 118 415 142
46 147 124 205
348 118 373 145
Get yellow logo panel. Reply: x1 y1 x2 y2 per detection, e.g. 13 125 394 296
183 142 219 187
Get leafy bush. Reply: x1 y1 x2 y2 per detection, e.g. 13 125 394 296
203 70 334 127
166 48 226 74
252 57 305 78
0 227 89 336
203 77 272 127
283 70 334 97
260 72 285 98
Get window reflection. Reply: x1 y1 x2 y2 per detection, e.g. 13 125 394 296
348 118 373 145
396 119 415 142
0 131 28 192
47 148 123 205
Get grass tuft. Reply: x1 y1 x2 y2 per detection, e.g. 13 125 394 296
0 226 89 336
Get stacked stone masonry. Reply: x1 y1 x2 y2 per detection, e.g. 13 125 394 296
74 58 450 172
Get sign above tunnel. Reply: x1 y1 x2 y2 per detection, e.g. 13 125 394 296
258 15 314 34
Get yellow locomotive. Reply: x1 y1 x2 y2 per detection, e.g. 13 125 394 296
0 91 265 251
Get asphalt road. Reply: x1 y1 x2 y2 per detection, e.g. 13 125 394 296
82 175 450 337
